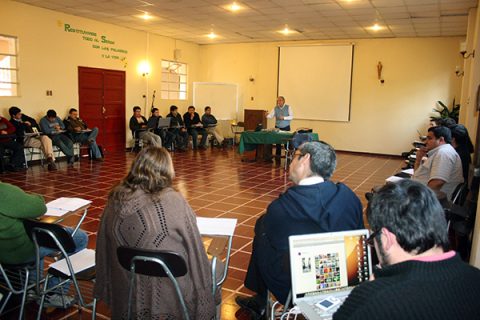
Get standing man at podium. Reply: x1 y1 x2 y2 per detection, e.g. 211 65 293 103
266 96 293 159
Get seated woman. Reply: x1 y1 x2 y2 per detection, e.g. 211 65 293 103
94 147 220 319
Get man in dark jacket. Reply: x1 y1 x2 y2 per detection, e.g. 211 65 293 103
166 105 187 151
236 141 364 318
64 108 103 161
183 105 207 149
9 106 57 170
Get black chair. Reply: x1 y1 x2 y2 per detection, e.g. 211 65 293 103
231 121 244 146
0 262 36 319
23 219 96 320
117 246 190 320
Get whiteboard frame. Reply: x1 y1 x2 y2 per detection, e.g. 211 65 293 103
193 82 239 120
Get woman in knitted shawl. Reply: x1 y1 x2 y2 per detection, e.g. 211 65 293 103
95 147 219 319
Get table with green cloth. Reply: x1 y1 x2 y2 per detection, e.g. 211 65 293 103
238 131 319 154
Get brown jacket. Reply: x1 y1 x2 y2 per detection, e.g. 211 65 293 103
95 187 218 319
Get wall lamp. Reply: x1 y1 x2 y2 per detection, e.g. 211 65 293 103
138 60 151 77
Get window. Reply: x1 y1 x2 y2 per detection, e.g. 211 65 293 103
0 35 18 96
161 60 187 100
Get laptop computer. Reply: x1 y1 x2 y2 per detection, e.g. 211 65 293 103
289 229 372 320
157 117 171 129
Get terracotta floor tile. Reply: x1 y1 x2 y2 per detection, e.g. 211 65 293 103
1 149 404 320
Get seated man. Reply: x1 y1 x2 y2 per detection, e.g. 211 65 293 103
166 105 187 151
236 141 364 318
39 109 75 166
148 108 175 149
128 106 161 150
201 106 225 147
64 108 103 161
448 124 474 183
0 115 25 172
0 182 88 308
334 180 480 319
9 106 57 171
183 106 207 150
413 126 464 199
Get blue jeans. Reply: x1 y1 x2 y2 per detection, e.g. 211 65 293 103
71 127 102 159
29 228 88 293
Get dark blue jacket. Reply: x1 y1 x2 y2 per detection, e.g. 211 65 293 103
253 181 364 303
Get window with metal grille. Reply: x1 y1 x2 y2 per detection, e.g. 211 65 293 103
161 60 187 100
0 35 18 96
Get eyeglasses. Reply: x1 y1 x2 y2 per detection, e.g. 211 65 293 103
293 152 302 159
366 229 381 247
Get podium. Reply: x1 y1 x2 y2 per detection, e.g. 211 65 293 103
244 109 267 131
242 109 271 162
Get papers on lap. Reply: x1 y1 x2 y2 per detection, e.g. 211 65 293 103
49 248 95 275
45 197 92 216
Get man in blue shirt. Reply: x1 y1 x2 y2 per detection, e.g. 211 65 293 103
39 109 75 166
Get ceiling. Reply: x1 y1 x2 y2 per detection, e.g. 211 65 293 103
15 0 478 44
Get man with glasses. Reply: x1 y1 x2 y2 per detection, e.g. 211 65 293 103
334 180 480 319
236 141 364 318
413 126 463 199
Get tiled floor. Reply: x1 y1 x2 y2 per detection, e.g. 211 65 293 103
1 147 403 319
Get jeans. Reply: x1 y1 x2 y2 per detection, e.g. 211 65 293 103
71 127 102 159
28 228 88 293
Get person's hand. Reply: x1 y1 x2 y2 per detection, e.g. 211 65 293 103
24 121 31 126
74 126 82 132
416 147 427 162
54 125 61 131
181 128 186 132
279 116 284 120
0 130 7 135
141 124 147 129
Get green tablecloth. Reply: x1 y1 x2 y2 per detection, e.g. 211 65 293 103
238 131 319 154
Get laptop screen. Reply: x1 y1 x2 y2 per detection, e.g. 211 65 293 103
289 230 372 303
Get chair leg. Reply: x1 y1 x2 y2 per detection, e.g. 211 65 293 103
18 268 30 320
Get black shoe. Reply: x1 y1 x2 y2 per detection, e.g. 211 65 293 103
67 156 75 166
235 295 266 318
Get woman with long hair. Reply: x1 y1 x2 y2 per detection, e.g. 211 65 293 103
95 147 219 319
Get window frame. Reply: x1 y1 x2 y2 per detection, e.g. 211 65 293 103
160 60 187 100
0 34 19 97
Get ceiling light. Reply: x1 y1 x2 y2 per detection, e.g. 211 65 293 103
224 2 243 12
278 26 297 36
140 12 152 20
207 32 217 39
368 23 384 31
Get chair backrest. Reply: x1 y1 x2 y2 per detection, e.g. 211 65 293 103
451 182 468 206
117 247 187 278
23 219 77 254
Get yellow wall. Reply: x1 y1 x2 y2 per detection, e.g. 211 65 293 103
199 38 464 155
0 0 469 154
0 0 201 145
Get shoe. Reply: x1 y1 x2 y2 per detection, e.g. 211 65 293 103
235 295 266 318
199 145 208 150
47 161 57 171
67 156 75 166
43 293 75 309
93 157 104 162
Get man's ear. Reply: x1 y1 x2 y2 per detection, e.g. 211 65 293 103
380 227 397 251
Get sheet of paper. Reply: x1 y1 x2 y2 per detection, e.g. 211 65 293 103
385 176 404 183
44 207 69 217
46 197 91 212
401 168 414 175
197 217 237 236
49 249 95 275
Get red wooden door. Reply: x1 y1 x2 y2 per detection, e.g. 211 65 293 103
78 66 126 153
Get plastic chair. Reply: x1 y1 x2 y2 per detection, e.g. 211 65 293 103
23 220 97 320
0 262 36 319
116 246 190 320
231 122 244 146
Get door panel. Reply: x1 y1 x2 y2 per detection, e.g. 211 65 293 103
78 67 125 153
